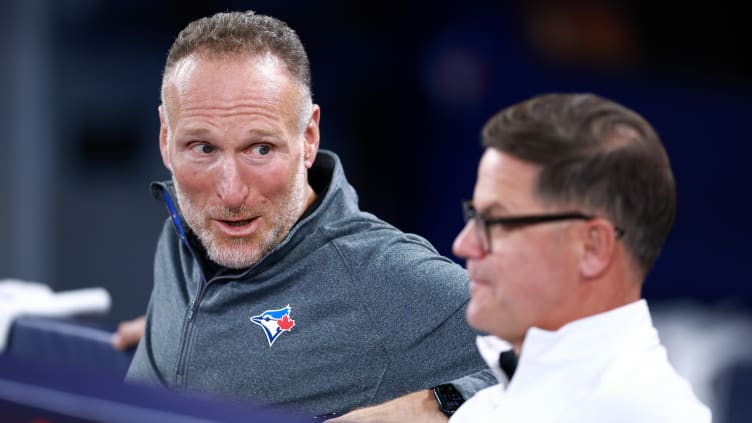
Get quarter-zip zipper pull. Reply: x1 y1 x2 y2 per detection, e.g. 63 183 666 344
187 300 196 321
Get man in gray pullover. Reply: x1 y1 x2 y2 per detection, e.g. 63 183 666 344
126 10 494 419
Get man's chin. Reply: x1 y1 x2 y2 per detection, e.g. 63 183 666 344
209 251 260 270
206 239 262 269
466 303 493 333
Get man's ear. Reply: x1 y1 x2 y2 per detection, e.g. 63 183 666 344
303 104 321 169
579 219 617 279
158 105 172 171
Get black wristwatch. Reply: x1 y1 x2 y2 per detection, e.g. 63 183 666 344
433 383 465 417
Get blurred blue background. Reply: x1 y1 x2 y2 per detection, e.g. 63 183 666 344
2 1 751 419
1 0 750 324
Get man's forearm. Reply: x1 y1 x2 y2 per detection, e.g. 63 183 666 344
327 389 448 423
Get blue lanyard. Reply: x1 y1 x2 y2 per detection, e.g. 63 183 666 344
163 190 189 245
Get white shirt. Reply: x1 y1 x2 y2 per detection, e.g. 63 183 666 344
450 300 711 423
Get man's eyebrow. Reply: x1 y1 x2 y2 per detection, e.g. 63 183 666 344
176 127 212 137
477 202 509 216
245 128 280 137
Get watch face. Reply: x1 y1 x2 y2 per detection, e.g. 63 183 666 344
434 384 465 416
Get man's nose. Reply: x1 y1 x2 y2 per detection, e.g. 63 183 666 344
216 156 249 208
453 222 482 260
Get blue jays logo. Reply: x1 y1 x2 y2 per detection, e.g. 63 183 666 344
250 305 296 347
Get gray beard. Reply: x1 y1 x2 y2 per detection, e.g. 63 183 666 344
172 161 308 269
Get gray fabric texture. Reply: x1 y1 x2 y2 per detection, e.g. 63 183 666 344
126 150 493 415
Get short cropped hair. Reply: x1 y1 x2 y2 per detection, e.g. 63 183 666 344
482 93 676 276
163 10 311 95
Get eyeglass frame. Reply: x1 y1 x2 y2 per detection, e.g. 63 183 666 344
462 200 625 254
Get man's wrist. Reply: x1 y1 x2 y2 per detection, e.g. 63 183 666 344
432 383 465 417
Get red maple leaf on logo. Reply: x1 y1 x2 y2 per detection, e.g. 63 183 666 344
278 315 295 331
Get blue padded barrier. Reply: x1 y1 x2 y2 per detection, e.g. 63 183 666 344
4 315 134 379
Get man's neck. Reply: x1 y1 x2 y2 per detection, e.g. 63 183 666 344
302 183 318 214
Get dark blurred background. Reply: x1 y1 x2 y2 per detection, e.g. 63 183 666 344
1 0 750 323
2 1 751 418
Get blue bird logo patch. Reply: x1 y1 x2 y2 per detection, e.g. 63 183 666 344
251 305 296 347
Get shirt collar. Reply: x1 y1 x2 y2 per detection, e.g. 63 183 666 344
476 299 657 387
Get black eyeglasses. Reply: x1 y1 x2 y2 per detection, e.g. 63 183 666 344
462 200 625 254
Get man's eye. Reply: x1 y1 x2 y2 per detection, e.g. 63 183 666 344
191 144 214 154
254 145 271 155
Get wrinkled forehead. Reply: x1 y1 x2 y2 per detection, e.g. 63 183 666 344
160 51 310 130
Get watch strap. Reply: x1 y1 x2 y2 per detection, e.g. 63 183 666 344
433 383 465 417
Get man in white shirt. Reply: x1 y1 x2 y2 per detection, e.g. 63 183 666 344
449 93 711 422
